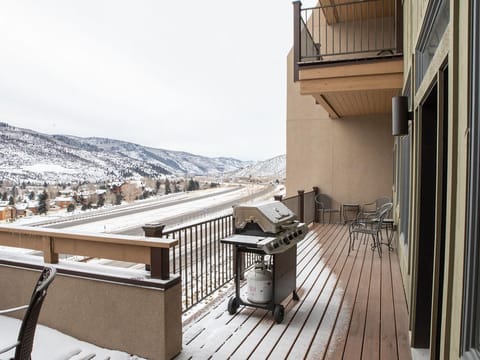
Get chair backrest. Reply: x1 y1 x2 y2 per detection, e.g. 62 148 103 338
14 267 56 360
376 203 393 225
375 196 392 210
315 194 333 209
366 203 393 232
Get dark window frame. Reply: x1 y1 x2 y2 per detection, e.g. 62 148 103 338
462 0 480 358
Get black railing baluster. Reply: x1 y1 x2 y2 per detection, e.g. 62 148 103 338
193 226 198 304
209 221 213 293
296 0 399 62
200 224 204 299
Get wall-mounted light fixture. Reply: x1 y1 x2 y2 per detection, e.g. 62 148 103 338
392 96 413 136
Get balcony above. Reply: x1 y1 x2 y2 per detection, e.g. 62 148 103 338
293 0 403 118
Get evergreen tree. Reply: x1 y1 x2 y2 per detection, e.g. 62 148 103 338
165 179 171 195
67 203 75 212
38 190 48 214
8 196 14 205
155 179 161 194
97 197 105 207
187 178 200 191
1 192 7 201
28 191 35 200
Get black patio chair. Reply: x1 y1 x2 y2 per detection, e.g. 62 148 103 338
315 194 340 223
348 203 393 257
0 266 56 360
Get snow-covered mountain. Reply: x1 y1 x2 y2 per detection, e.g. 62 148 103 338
0 122 259 184
228 155 286 179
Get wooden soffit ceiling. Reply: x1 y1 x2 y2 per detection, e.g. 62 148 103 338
299 58 403 118
318 0 395 24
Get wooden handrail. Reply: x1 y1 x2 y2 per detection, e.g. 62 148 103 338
0 225 177 280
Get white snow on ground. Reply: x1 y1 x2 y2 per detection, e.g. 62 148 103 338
22 164 78 174
0 315 144 359
63 184 270 233
12 186 238 227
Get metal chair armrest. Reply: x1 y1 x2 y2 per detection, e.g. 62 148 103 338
0 304 29 315
0 340 20 354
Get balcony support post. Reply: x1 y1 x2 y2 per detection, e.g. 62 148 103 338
395 0 403 53
298 190 305 222
313 186 320 223
293 1 302 82
42 236 58 264
143 223 169 280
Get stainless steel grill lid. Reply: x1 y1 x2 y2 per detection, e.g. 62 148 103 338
234 201 298 234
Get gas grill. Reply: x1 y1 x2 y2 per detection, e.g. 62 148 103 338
221 200 308 323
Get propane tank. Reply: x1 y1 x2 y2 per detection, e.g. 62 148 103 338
247 260 273 304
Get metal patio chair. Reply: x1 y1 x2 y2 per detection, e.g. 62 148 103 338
348 202 393 257
315 194 340 223
0 266 56 360
361 196 392 216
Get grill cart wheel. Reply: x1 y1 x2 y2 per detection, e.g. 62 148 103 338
273 304 285 324
228 297 240 315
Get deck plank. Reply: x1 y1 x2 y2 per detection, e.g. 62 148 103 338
248 225 347 359
264 226 349 359
391 248 412 360
342 248 374 359
308 229 369 360
285 227 355 359
226 226 340 359
380 251 399 359
361 247 381 360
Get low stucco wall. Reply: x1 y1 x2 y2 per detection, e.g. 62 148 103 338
0 264 182 360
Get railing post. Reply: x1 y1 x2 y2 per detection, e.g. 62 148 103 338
143 223 169 280
293 1 302 82
395 0 403 53
298 190 305 222
274 195 283 201
42 236 58 264
313 186 320 223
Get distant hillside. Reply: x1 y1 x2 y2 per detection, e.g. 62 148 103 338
0 122 285 184
228 155 286 179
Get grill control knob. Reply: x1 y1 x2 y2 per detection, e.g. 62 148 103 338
284 237 290 245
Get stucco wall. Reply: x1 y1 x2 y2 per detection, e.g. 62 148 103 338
286 50 393 207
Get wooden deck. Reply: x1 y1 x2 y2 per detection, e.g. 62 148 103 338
176 224 411 360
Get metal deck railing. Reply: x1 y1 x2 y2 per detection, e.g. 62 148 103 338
163 189 318 312
293 0 403 78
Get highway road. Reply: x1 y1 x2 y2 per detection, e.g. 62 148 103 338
51 184 279 235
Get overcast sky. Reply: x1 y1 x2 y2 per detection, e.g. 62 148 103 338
0 1 316 161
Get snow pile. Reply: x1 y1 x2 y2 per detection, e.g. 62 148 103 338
0 315 144 359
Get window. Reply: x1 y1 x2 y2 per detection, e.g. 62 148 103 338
399 133 410 246
415 0 450 89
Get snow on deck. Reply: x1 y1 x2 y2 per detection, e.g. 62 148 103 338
0 315 144 359
177 224 411 360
